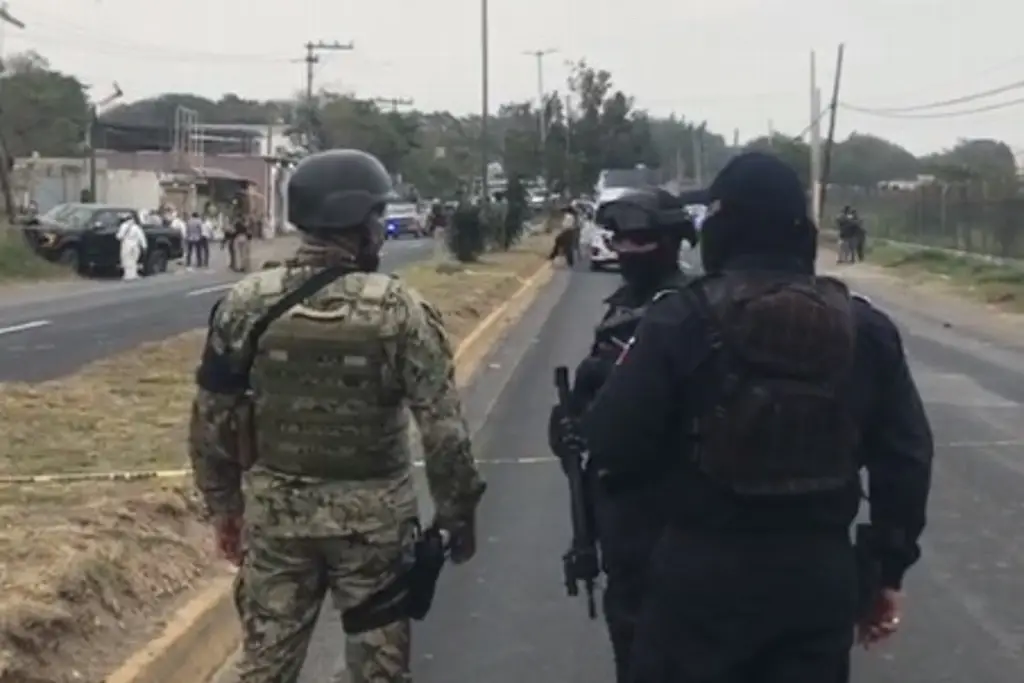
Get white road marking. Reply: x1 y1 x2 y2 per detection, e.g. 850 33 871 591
186 283 234 297
0 319 50 336
941 440 1024 449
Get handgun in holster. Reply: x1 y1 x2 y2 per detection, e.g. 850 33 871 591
341 520 450 635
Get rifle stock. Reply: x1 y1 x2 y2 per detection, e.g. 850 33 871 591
554 365 600 619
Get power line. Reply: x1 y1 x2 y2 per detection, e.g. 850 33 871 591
791 105 831 142
840 95 1024 119
6 30 294 63
843 78 1024 114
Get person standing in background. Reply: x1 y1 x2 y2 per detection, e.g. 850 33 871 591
185 212 204 270
199 212 214 268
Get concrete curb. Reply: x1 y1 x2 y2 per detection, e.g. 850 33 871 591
104 259 555 683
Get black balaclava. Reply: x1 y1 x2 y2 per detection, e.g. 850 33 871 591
700 152 818 274
617 188 695 293
618 231 683 294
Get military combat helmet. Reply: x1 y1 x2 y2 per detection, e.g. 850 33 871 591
287 149 394 233
596 187 696 244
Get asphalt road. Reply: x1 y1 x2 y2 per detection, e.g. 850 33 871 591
0 238 435 382
213 258 1024 683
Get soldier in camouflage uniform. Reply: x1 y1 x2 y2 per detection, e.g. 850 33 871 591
188 149 486 683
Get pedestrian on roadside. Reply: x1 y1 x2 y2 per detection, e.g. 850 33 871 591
199 212 214 268
184 211 204 269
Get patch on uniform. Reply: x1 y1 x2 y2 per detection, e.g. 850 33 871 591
615 336 636 365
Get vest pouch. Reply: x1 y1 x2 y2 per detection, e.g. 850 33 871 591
251 310 409 481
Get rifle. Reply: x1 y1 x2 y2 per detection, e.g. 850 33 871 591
554 365 600 619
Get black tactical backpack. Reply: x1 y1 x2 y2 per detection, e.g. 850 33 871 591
686 272 860 497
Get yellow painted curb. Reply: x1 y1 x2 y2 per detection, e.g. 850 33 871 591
105 259 555 683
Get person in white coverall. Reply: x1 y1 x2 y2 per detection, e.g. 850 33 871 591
116 212 148 280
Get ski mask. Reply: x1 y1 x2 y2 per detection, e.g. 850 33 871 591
601 188 696 293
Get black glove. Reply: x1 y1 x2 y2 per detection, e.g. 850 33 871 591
438 513 477 565
548 404 587 464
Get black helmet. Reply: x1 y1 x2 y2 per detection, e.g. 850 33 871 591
287 149 393 232
596 187 695 241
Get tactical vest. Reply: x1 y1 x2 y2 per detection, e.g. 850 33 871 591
249 273 409 480
688 271 860 497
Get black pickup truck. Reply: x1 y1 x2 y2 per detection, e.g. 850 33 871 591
23 203 184 277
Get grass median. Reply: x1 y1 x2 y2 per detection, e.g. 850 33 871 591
0 235 551 683
863 241 1024 312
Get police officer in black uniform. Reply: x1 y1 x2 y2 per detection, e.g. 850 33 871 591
581 153 934 683
549 186 697 683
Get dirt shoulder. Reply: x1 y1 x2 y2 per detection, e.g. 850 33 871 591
820 238 1024 346
0 236 551 683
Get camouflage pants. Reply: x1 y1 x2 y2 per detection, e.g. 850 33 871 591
233 531 412 683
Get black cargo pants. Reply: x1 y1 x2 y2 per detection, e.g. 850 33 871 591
630 529 857 683
592 481 664 683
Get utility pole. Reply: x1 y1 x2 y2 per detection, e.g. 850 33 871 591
480 0 490 203
0 2 25 222
819 43 845 226
810 50 823 224
303 40 354 151
373 97 413 113
87 83 124 203
522 49 557 151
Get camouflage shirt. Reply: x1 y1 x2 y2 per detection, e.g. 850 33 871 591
188 239 486 537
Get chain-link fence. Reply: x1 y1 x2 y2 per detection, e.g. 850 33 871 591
825 184 1024 260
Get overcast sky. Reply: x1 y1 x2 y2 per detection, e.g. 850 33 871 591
3 0 1023 157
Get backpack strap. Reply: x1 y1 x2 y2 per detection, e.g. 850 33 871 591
239 265 352 381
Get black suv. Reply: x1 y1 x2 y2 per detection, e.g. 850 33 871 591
23 203 184 276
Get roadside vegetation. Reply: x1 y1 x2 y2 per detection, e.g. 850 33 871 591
0 225 71 282
865 240 1024 312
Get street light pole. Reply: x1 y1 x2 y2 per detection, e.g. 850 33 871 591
480 0 490 204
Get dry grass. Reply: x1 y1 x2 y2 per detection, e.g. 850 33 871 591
0 235 550 683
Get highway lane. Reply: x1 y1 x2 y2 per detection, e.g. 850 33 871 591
214 260 1024 683
0 238 435 382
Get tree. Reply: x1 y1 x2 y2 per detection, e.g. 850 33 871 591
921 138 1018 181
831 133 919 187
0 51 90 157
103 92 293 127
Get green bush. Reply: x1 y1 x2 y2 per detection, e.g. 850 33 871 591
0 226 70 280
480 203 506 249
446 203 488 262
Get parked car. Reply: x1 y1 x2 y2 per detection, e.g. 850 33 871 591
383 202 427 239
587 227 619 271
22 203 184 276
